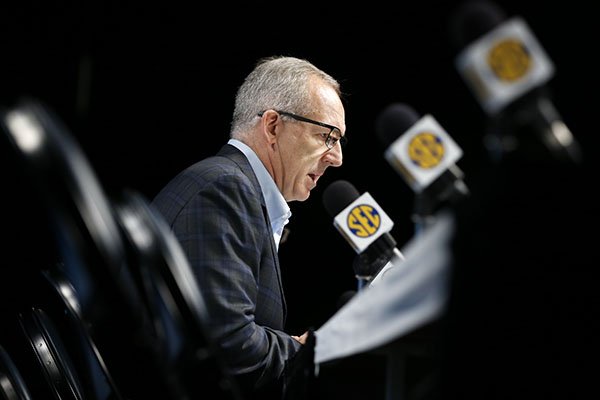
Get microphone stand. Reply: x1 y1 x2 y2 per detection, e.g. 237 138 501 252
483 88 583 166
412 165 469 236
412 191 436 237
352 234 397 292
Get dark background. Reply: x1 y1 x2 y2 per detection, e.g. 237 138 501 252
1 1 598 398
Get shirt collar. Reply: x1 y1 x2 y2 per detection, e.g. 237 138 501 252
228 139 291 248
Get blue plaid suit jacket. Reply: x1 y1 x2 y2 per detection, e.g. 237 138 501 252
151 144 302 393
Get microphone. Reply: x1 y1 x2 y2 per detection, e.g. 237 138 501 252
449 0 582 163
322 180 404 290
375 103 469 231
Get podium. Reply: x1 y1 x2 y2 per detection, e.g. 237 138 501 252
313 212 455 399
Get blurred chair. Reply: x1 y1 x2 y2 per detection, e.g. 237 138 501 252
36 266 125 400
1 97 164 398
17 307 85 400
1 262 122 400
0 97 241 399
0 344 33 400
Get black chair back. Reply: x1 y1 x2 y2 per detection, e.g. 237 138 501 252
17 307 85 400
0 98 175 398
1 97 244 399
0 344 33 400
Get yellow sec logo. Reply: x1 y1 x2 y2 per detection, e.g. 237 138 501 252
407 132 445 169
347 204 381 238
487 38 532 82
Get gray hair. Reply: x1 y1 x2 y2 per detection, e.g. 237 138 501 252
230 56 341 139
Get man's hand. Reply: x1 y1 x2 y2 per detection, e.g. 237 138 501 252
291 331 309 345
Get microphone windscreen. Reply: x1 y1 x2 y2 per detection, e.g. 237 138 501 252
449 0 507 50
375 103 420 148
322 180 360 218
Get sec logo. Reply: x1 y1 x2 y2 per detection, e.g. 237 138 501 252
347 204 381 238
408 132 445 169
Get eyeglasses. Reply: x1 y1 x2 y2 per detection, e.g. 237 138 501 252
258 110 347 149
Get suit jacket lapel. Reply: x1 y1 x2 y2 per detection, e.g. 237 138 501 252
217 144 288 321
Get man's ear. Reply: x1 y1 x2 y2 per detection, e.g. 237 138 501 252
261 110 280 146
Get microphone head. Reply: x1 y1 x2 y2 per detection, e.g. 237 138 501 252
375 103 421 149
322 180 360 218
449 0 508 50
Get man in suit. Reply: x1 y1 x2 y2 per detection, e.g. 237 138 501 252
151 55 346 399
